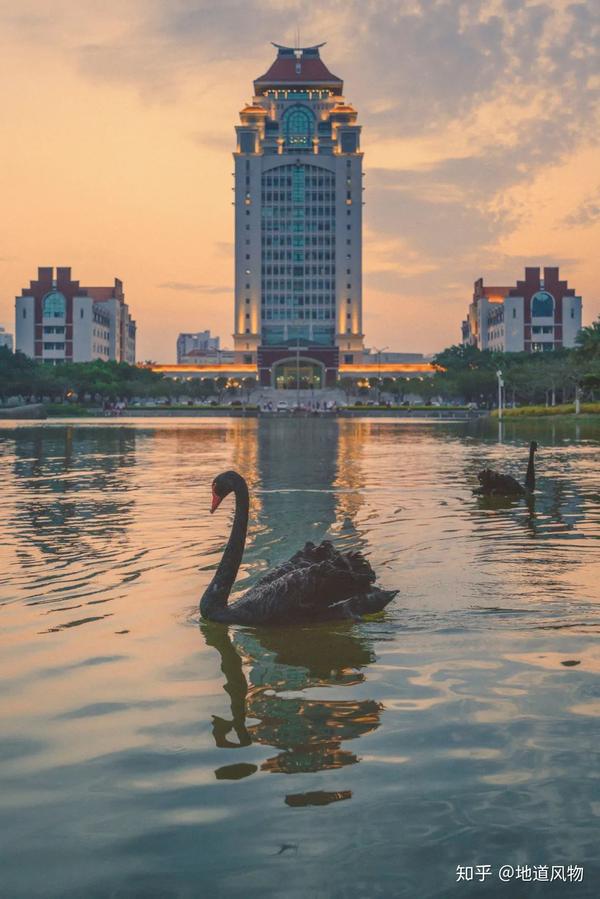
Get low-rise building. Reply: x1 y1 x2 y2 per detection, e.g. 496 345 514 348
179 348 235 365
462 266 582 353
15 267 136 364
176 330 220 363
363 349 431 365
0 325 13 351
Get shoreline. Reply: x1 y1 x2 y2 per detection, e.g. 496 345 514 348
492 403 600 419
46 406 485 421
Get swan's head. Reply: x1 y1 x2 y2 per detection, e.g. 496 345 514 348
210 470 239 514
530 441 538 453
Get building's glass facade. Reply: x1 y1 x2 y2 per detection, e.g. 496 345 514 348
261 163 336 347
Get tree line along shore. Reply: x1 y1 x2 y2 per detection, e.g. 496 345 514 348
1 318 599 417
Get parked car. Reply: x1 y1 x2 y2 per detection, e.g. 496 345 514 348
276 401 288 412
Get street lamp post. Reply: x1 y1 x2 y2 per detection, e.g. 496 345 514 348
373 345 389 405
496 370 504 420
295 338 301 411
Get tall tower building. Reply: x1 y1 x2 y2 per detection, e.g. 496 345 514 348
233 42 364 388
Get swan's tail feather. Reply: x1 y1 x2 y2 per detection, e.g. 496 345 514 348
297 541 376 581
327 588 398 621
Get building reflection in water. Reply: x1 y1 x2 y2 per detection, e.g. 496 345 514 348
11 426 137 560
201 622 382 803
228 418 371 589
6 426 138 625
256 417 340 546
332 420 369 547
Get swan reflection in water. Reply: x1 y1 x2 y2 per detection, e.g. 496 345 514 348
201 622 382 804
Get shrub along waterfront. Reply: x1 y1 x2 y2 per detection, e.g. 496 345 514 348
1 317 598 413
335 318 600 410
427 317 600 409
0 351 258 407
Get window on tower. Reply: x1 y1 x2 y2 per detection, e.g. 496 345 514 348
341 132 358 153
284 107 313 147
239 132 256 154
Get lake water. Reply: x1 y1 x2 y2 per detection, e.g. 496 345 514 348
1 417 599 898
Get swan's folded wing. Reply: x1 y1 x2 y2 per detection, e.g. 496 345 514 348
251 543 315 589
232 556 375 625
477 469 523 494
253 540 375 590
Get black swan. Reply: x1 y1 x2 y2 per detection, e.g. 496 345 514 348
475 441 538 496
200 471 397 625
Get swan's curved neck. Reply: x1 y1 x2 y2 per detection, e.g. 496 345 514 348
200 477 249 619
525 445 536 492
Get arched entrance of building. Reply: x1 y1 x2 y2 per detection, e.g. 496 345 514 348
272 357 325 390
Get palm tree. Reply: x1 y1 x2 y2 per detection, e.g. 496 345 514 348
575 318 600 359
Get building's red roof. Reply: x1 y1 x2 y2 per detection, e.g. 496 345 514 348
255 44 342 93
85 287 115 300
84 278 124 303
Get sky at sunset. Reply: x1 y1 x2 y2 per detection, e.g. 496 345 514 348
0 0 598 362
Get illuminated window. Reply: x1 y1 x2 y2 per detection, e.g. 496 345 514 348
285 107 313 147
42 291 66 319
531 291 554 317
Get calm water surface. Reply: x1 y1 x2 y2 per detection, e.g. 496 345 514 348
1 417 599 898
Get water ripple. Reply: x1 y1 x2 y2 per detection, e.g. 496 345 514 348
0 418 599 897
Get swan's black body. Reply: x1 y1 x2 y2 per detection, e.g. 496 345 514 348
200 471 397 625
475 441 538 496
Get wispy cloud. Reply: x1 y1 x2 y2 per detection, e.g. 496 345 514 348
188 130 231 151
563 189 600 228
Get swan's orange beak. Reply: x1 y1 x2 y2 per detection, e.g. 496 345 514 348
210 489 223 514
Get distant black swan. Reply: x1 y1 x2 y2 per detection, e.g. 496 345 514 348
200 471 397 625
475 441 538 496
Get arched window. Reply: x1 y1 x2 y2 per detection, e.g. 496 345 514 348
42 290 66 319
531 290 554 317
285 107 312 147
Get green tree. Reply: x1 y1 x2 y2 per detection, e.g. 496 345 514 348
337 376 356 402
575 317 600 359
215 376 228 403
242 377 257 402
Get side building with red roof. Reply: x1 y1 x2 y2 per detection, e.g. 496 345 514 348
461 267 582 353
15 267 136 364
